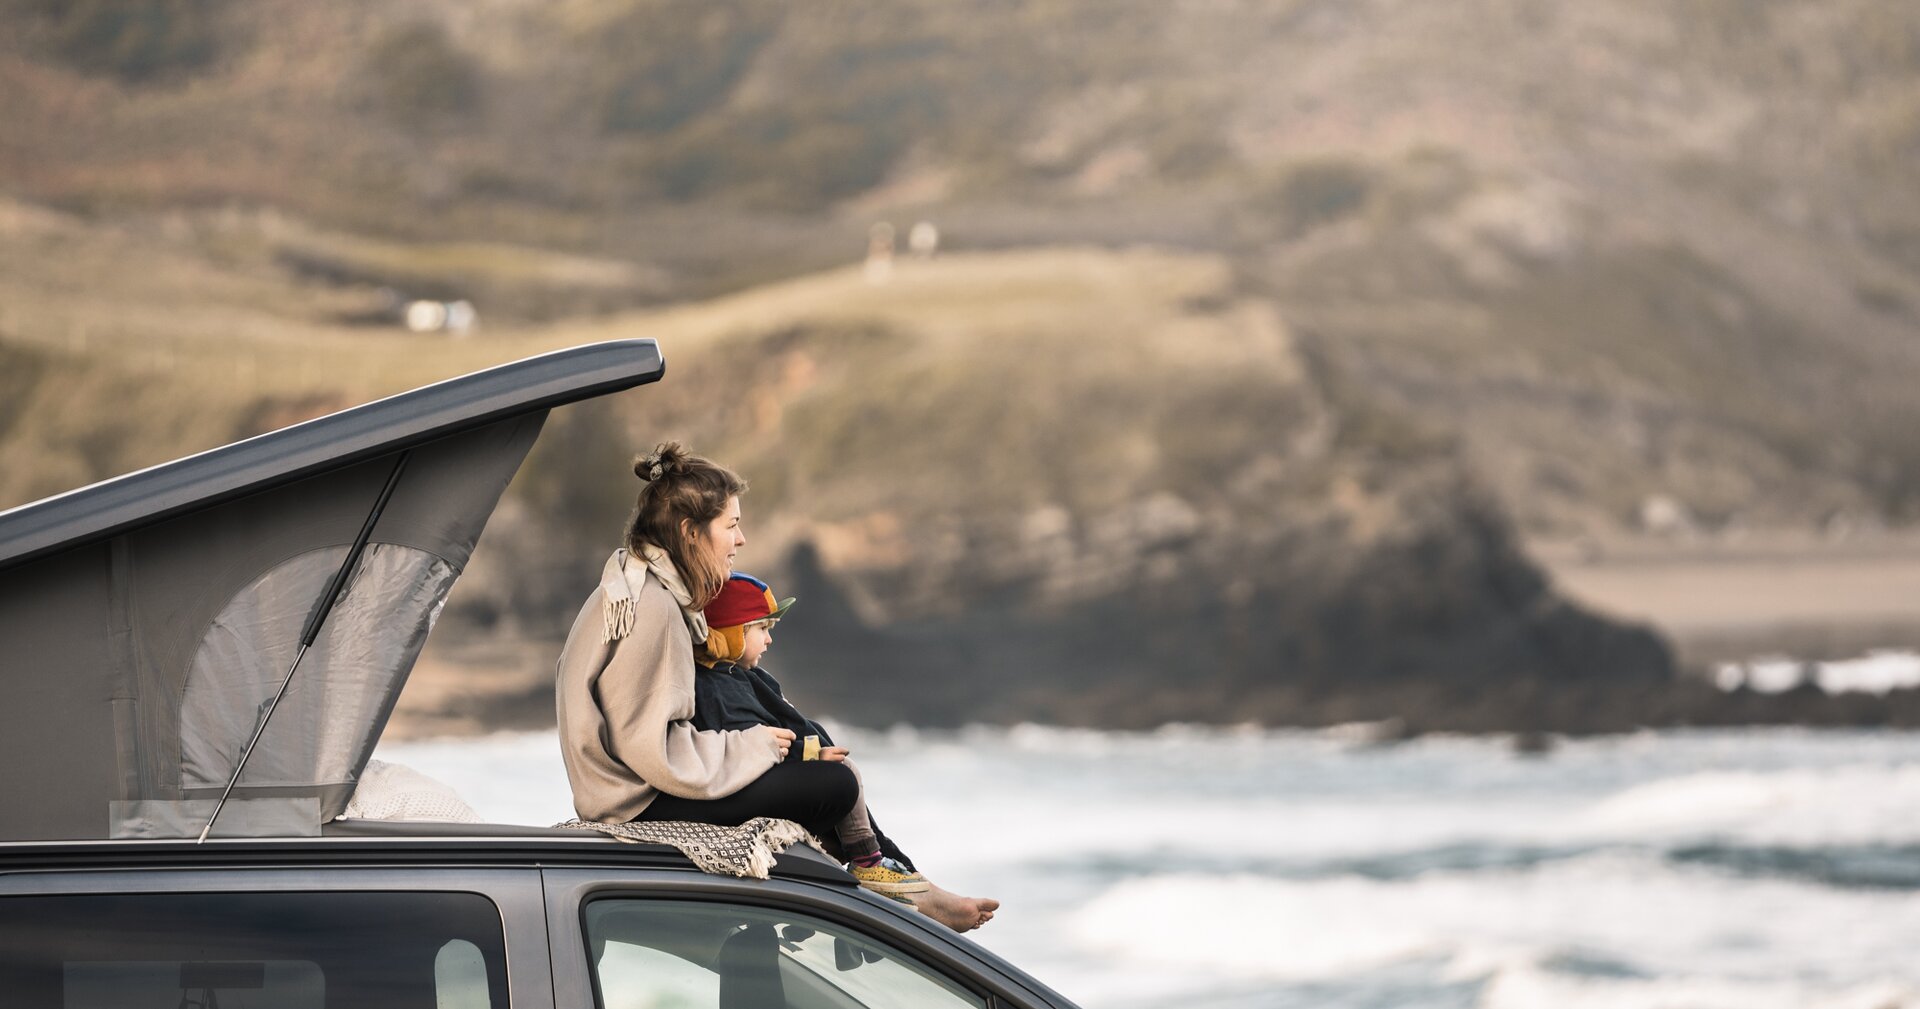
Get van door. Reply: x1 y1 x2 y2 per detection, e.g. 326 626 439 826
0 866 554 1009
542 869 1072 1009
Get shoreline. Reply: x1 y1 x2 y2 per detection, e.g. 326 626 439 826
380 714 1920 748
390 530 1920 740
389 650 1920 741
1530 531 1920 669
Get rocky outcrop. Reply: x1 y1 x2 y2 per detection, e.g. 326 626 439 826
770 478 1675 731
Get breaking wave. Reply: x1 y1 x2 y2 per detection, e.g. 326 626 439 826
1067 853 1920 1007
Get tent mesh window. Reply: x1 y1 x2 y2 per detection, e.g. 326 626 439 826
178 543 456 791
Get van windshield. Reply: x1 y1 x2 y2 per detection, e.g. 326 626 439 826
0 891 507 1009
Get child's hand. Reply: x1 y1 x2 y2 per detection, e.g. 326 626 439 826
819 746 850 762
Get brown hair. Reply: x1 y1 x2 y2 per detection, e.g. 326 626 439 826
624 442 747 609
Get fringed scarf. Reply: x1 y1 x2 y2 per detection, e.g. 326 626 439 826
599 546 711 645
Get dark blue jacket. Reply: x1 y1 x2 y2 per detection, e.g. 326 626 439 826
691 661 834 761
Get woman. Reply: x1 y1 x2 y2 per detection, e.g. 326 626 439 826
555 443 996 931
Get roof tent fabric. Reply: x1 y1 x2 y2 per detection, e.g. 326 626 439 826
0 341 663 573
0 341 664 841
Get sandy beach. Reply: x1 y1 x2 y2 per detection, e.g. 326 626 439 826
1532 532 1920 669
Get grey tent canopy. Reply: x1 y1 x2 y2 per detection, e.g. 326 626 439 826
0 340 663 841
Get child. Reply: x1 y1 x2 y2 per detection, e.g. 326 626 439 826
691 573 980 917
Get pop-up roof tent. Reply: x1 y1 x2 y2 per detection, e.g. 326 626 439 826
0 340 664 842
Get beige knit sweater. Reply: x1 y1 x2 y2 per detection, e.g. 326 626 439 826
556 549 783 822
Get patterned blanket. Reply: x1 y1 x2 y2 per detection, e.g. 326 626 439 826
554 816 828 879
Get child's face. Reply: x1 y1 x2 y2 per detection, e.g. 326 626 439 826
741 620 774 666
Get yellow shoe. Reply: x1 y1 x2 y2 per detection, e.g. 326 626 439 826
849 856 930 898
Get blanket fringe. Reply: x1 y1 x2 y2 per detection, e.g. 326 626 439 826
554 816 827 880
745 818 815 878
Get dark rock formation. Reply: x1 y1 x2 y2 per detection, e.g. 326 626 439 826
771 496 1677 731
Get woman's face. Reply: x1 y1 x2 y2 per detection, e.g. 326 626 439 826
695 496 745 574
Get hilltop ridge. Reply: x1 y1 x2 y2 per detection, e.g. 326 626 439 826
5 0 1917 537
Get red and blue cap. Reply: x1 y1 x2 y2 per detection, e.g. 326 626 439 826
700 574 794 664
704 572 795 629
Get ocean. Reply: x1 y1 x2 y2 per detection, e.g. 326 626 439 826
374 725 1920 1009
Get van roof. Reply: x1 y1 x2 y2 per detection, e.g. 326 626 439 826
0 826 858 886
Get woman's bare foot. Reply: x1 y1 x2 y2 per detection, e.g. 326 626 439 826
908 881 999 932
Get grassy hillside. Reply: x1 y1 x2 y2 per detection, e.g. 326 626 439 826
5 0 1917 538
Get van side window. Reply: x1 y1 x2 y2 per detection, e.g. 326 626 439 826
0 891 508 1009
585 898 986 1009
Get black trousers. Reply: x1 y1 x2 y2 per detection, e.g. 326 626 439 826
637 760 858 843
635 760 917 871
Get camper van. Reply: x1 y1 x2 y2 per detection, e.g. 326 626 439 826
0 341 1078 1009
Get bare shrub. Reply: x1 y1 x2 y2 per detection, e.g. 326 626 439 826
362 20 482 129
14 0 226 83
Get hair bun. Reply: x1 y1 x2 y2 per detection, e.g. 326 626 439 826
633 442 691 483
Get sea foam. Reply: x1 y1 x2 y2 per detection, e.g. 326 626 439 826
1068 852 1920 992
